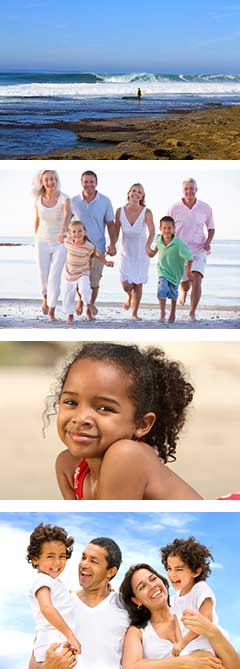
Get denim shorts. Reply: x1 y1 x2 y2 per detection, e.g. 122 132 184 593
157 276 178 300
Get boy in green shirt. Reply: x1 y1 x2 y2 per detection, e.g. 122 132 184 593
146 216 192 323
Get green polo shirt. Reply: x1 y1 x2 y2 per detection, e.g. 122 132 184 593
156 234 192 285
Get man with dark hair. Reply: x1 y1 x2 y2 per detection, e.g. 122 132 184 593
31 537 128 669
71 171 116 315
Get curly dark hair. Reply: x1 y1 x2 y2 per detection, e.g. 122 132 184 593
43 342 194 463
161 536 214 582
26 523 74 567
120 563 170 628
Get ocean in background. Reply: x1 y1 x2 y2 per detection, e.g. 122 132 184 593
0 238 239 307
1 71 240 157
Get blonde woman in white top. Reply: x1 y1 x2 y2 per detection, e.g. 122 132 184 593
33 170 71 321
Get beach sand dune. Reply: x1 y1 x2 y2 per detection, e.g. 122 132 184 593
0 299 239 329
0 342 239 500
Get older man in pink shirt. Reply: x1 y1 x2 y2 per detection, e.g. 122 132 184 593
168 178 215 321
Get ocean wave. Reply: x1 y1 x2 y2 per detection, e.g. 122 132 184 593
1 76 240 98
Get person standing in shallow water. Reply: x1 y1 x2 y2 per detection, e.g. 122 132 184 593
168 178 215 322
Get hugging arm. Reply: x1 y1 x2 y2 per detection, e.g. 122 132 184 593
173 597 213 655
122 626 223 669
182 611 240 669
42 644 77 669
55 450 80 500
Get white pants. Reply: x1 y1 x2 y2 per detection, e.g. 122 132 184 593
62 275 92 315
36 242 67 308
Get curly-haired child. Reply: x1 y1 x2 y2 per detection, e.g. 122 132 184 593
27 523 81 665
161 536 218 657
43 342 203 500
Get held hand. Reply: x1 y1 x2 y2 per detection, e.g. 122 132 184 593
44 644 77 668
204 241 211 251
106 243 117 256
187 655 223 669
172 643 182 656
106 260 114 267
182 610 214 638
66 632 81 654
58 232 66 243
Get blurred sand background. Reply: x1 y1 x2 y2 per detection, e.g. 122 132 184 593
0 340 239 500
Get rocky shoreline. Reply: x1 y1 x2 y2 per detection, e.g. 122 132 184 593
22 103 240 160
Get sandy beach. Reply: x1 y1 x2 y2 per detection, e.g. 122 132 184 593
0 298 239 329
0 340 239 500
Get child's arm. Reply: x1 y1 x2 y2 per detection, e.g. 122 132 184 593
172 598 213 656
55 450 80 500
93 246 114 267
182 611 240 669
36 587 81 653
146 244 158 258
58 198 71 243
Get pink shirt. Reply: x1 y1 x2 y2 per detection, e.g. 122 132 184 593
167 199 215 255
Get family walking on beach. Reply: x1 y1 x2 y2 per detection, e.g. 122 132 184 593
33 169 215 324
27 523 239 669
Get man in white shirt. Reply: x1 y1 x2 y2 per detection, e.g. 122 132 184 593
71 171 116 315
31 537 129 669
168 178 215 321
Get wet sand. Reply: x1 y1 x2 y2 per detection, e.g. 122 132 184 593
0 299 239 329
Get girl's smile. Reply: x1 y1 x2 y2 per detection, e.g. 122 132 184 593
57 358 144 461
166 555 201 595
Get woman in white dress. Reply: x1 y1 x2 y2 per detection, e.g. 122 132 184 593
33 170 71 321
115 183 155 320
120 564 238 669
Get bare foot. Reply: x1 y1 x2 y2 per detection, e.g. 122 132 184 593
168 316 176 324
159 316 166 323
86 306 95 321
48 307 56 322
188 313 198 322
124 292 132 310
178 287 187 305
41 297 48 315
67 315 74 325
91 305 98 316
75 299 83 316
132 314 142 321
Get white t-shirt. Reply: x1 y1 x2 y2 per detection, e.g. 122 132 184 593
29 573 76 662
71 591 129 668
35 192 69 243
171 581 218 655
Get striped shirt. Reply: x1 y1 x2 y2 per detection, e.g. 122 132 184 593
64 237 95 281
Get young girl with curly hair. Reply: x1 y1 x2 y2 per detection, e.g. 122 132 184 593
43 342 202 500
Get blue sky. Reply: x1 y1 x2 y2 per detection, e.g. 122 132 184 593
0 511 240 669
0 0 239 71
